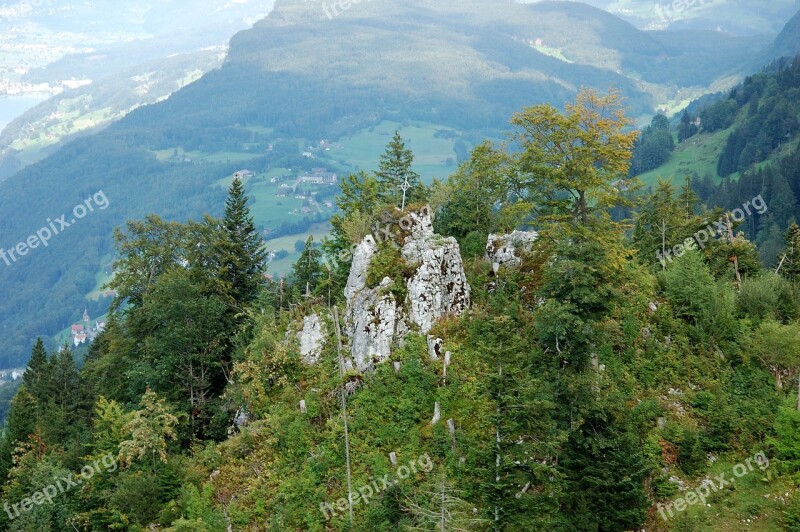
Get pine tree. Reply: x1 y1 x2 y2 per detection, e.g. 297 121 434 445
678 109 698 142
405 475 489 531
678 175 700 219
375 131 422 207
633 179 685 269
435 141 509 239
222 177 267 305
0 388 38 482
22 338 51 404
292 236 324 297
561 406 649 531
780 223 800 280
44 346 81 445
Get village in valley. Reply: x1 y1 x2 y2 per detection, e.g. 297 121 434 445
65 308 106 349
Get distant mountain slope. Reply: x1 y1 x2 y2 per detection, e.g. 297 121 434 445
633 56 800 267
770 8 800 59
572 0 800 34
0 0 273 91
129 0 769 139
0 47 228 181
0 1 276 181
0 0 270 34
0 0 779 367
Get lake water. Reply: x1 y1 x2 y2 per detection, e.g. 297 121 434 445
0 95 49 136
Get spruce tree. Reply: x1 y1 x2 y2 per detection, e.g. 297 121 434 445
561 406 649 531
222 177 266 305
44 346 81 446
0 388 38 482
22 338 51 404
375 131 422 207
678 175 700 219
781 223 800 280
678 109 698 141
292 236 324 297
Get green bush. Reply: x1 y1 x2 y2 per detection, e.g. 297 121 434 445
783 491 800 530
736 272 798 325
663 423 707 476
651 475 679 498
737 272 798 324
458 230 488 260
366 241 410 301
768 403 800 477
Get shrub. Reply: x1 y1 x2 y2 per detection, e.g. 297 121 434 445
366 241 410 301
737 272 798 324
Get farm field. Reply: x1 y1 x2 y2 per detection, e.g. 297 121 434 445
636 128 732 188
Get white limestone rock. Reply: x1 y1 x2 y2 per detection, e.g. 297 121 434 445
346 277 400 370
402 232 470 334
343 206 471 370
427 335 444 360
486 230 539 268
399 206 435 240
344 234 378 302
298 313 326 365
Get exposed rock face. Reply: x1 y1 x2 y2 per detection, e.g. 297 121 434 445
427 335 444 360
343 206 471 370
346 277 401 370
486 230 539 268
298 313 326 365
344 235 378 302
229 406 250 435
402 227 470 334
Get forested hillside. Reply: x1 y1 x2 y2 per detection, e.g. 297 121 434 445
632 56 800 268
0 0 777 368
3 89 800 530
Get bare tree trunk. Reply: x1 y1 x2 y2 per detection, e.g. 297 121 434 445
495 363 502 524
223 505 233 532
776 253 787 274
796 373 800 411
440 480 446 531
332 307 354 524
725 213 742 288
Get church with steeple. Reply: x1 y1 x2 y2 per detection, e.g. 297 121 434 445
69 307 106 347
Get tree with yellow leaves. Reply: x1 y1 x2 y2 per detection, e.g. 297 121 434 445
118 388 179 471
511 88 638 225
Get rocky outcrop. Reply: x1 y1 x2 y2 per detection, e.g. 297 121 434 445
345 277 402 370
343 206 470 370
427 335 444 360
344 235 378 303
486 230 538 268
402 235 470 334
297 313 326 365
